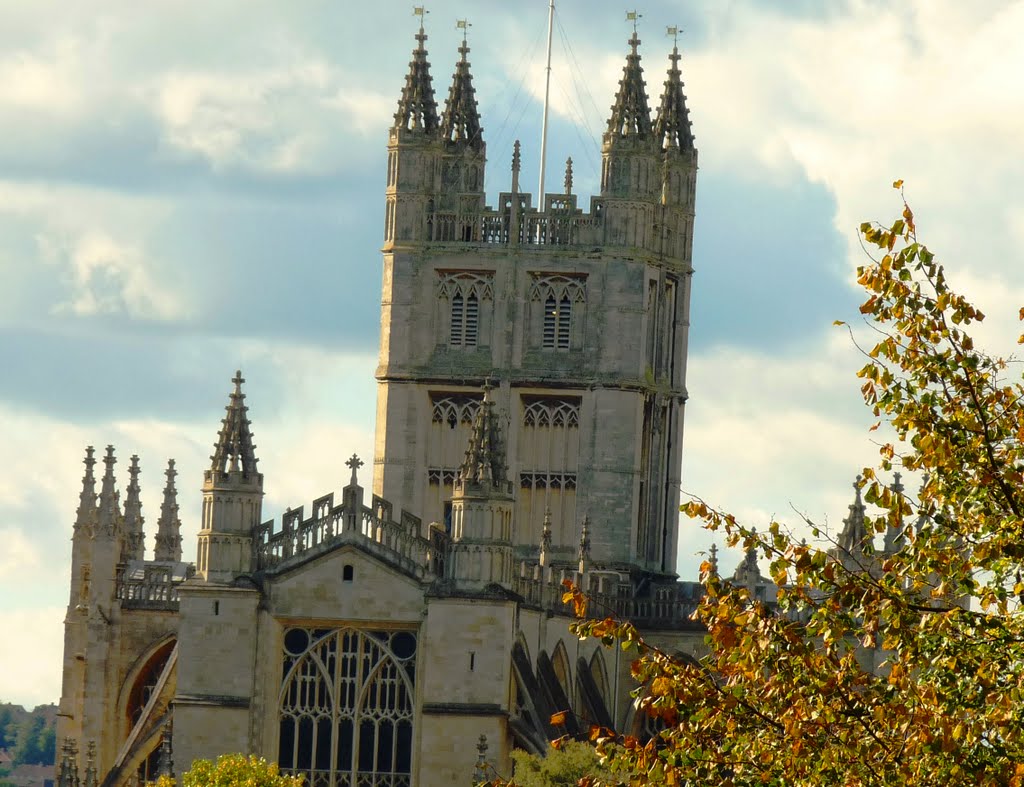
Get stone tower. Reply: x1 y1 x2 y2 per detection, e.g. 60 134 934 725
374 26 697 577
196 371 264 582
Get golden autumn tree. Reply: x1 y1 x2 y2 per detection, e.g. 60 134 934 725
537 185 1024 786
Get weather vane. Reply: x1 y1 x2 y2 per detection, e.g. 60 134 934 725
666 25 681 47
413 6 428 19
626 10 643 32
456 18 471 42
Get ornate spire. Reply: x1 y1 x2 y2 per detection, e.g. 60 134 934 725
563 157 573 195
96 446 121 539
577 516 591 574
57 738 79 787
440 23 482 148
393 14 439 134
837 475 869 556
732 528 761 588
457 381 508 489
654 41 695 151
473 734 489 783
156 721 174 779
605 32 653 140
708 543 719 577
884 472 906 555
121 455 145 560
539 508 553 567
155 459 183 562
82 741 97 787
511 139 521 193
210 371 259 478
75 447 98 533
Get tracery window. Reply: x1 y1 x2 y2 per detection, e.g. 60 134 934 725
529 274 586 350
426 393 482 527
437 271 493 348
279 627 417 787
517 396 581 550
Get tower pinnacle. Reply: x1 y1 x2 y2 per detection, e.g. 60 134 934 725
155 459 183 562
75 446 98 533
457 382 508 490
654 38 695 151
393 12 439 134
210 371 259 478
96 445 121 539
605 31 653 140
440 21 482 147
837 475 869 557
122 455 146 561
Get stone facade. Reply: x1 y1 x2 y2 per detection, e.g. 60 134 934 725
55 24 722 787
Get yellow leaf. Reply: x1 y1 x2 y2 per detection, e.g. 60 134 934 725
550 710 567 726
893 179 904 189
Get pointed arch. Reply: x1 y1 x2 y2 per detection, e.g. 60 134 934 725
278 627 416 787
589 650 609 709
550 640 572 702
117 634 176 737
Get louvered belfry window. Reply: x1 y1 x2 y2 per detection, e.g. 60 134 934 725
437 271 492 348
531 274 585 351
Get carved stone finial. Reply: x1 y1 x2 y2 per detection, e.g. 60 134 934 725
577 515 591 574
708 543 719 575
75 446 99 532
83 741 97 787
156 720 174 779
394 10 439 133
155 458 183 562
122 454 146 561
211 370 259 478
606 28 652 140
473 734 489 782
564 156 573 194
345 453 364 486
653 28 694 151
539 508 553 567
97 445 122 539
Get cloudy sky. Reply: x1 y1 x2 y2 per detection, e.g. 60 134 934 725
2 0 1023 709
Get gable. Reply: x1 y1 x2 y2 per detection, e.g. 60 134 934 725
267 543 427 623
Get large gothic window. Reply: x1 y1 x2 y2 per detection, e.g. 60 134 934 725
529 274 586 350
437 271 493 348
517 396 581 550
279 627 417 787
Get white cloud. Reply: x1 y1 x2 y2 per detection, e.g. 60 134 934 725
154 59 392 175
0 606 65 710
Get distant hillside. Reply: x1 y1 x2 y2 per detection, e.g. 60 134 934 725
0 703 57 787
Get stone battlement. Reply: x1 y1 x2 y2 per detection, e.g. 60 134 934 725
253 483 449 580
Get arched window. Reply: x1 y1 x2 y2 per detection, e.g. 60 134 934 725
279 627 417 787
518 396 581 549
530 274 586 350
437 271 493 349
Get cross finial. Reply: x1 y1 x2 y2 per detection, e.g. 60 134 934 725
626 10 642 33
232 370 245 394
345 453 364 486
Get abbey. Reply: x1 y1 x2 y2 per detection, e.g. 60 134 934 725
55 22 734 787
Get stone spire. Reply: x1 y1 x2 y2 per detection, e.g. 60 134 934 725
837 475 869 556
393 17 439 134
210 371 259 479
883 472 906 555
654 43 694 151
539 508 553 568
731 529 761 592
75 447 98 533
440 27 482 148
563 157 573 195
457 382 507 489
577 516 591 574
82 741 97 787
605 32 653 140
96 446 121 539
121 455 145 561
154 459 183 562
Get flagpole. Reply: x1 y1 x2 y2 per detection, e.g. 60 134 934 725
537 0 555 203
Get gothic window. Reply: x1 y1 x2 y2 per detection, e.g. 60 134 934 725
529 274 586 350
437 271 493 349
426 393 482 527
279 627 416 787
517 396 581 550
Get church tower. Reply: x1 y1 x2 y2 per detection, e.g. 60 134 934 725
374 24 697 578
196 371 263 582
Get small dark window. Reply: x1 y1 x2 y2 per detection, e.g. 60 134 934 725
342 565 354 582
214 600 220 615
